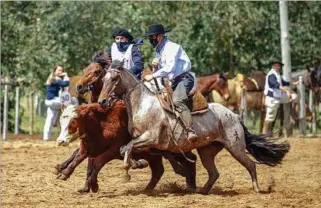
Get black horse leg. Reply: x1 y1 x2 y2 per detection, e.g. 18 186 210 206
173 151 197 190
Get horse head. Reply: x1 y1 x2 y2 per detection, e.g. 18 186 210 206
98 60 130 106
76 51 110 94
215 72 230 101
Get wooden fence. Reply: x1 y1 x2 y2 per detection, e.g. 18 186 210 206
1 77 40 140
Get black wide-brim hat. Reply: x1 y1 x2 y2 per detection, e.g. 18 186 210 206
270 57 284 66
144 24 172 37
271 60 284 66
112 28 134 42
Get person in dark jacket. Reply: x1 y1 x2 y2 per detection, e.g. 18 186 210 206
43 65 70 141
106 28 144 79
263 60 297 135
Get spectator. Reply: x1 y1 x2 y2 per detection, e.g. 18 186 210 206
263 60 297 135
43 65 69 141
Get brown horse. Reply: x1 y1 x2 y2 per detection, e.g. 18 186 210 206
68 76 91 104
55 102 196 193
75 51 111 103
196 72 230 100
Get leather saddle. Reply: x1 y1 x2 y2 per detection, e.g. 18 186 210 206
156 90 209 115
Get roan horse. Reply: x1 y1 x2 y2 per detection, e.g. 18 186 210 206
55 102 196 193
98 60 290 195
56 52 197 192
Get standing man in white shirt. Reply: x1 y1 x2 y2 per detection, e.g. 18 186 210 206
143 24 198 142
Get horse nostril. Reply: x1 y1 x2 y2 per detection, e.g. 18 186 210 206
100 99 107 106
76 84 83 92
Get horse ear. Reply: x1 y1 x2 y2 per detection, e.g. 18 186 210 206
224 72 229 78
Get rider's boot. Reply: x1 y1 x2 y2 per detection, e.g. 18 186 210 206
181 110 198 143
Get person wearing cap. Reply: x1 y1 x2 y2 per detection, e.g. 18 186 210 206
106 28 144 79
143 23 198 143
263 60 295 135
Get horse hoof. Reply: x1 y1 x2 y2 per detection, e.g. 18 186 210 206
197 187 210 195
58 173 69 181
91 183 99 193
143 188 156 196
78 187 90 194
122 174 131 183
53 167 61 175
186 187 197 193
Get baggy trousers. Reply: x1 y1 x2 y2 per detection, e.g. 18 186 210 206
171 73 195 128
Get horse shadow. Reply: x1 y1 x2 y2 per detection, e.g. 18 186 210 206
97 183 240 198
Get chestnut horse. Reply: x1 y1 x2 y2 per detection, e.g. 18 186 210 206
55 102 197 193
197 72 230 101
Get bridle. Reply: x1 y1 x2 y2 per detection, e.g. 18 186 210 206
105 68 144 100
87 64 105 90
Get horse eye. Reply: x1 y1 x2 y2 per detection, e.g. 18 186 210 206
94 70 100 75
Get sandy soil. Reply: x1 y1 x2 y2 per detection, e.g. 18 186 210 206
1 134 321 208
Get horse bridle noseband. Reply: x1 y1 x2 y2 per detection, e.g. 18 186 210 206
106 68 144 100
87 64 105 90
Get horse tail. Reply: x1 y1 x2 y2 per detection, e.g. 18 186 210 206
241 122 290 166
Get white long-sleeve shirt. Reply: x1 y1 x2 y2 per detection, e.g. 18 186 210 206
153 39 191 81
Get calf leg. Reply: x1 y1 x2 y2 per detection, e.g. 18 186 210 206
57 147 88 181
78 158 94 193
54 148 79 175
81 148 119 193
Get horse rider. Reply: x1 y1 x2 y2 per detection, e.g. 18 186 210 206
263 60 297 135
143 23 198 142
105 28 144 79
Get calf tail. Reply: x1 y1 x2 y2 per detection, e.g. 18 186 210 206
241 122 290 166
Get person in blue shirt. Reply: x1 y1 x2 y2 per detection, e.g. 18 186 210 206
143 24 198 142
263 60 296 135
105 28 144 79
43 65 70 141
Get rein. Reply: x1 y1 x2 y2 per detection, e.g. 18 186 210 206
87 64 105 87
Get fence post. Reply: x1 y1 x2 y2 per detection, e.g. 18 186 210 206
298 76 306 135
309 89 316 135
240 88 247 126
29 92 34 135
2 79 9 140
14 86 20 134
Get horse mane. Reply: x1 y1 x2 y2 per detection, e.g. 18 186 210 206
91 51 111 69
109 60 156 94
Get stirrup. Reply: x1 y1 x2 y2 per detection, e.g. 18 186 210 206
186 128 198 143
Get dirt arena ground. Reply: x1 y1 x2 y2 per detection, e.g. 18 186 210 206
1 134 321 208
